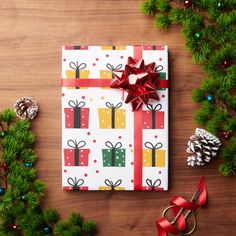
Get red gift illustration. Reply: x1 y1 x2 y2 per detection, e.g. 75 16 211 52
143 103 164 129
63 177 88 191
64 139 90 166
142 179 163 191
64 100 89 129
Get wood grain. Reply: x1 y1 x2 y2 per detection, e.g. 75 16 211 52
0 1 235 235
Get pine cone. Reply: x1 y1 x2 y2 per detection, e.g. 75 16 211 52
14 97 38 120
186 128 221 166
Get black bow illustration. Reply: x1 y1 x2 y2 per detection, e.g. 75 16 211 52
106 63 122 78
67 177 85 191
146 178 161 191
104 179 122 190
69 61 87 78
155 65 164 72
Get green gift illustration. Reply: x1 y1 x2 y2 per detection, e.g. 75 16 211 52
102 141 126 167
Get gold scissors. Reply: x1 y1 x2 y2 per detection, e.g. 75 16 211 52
162 188 202 235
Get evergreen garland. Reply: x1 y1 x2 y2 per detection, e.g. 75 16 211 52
141 0 236 176
0 109 96 236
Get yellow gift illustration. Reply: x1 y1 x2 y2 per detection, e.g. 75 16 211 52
101 46 126 50
143 142 165 167
98 102 126 129
100 63 122 79
99 179 125 191
65 61 90 89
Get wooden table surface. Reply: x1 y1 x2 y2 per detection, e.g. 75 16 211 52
0 0 235 235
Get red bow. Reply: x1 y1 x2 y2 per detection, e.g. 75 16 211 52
110 57 160 111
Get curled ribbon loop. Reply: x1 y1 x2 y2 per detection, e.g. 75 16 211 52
105 102 122 109
144 142 163 150
104 179 122 190
147 103 162 111
67 177 84 190
105 141 122 149
68 100 85 108
106 63 122 71
67 139 86 149
155 65 164 72
69 62 87 71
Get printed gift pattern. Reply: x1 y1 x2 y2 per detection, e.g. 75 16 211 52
99 179 125 190
64 140 90 166
64 100 89 129
142 142 165 167
98 102 126 129
143 104 164 129
102 141 125 167
62 45 169 191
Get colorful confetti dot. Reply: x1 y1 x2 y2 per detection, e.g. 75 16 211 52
90 98 93 101
106 54 109 57
129 144 132 147
94 160 97 163
96 170 99 173
61 93 65 97
93 139 96 143
159 58 162 61
131 179 134 183
82 96 85 99
101 96 104 100
131 162 134 165
87 132 91 135
159 171 162 174
118 136 122 139
93 63 96 66
154 135 158 138
84 173 88 177
96 58 99 61
63 58 66 62
162 94 165 98
64 169 67 173
130 149 134 153
120 56 124 59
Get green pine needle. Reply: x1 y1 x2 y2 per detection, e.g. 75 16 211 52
142 0 236 176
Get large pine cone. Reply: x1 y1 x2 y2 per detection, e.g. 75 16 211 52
14 97 38 120
186 128 221 166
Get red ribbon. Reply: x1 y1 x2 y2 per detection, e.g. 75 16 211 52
156 176 207 236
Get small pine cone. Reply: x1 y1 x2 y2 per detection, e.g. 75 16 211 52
186 128 221 166
14 97 38 120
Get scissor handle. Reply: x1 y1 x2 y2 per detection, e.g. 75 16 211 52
162 205 197 235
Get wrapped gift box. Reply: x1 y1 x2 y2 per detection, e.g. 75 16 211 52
142 142 165 167
98 102 126 129
102 141 125 167
61 45 169 191
142 104 164 129
64 100 89 129
64 140 90 166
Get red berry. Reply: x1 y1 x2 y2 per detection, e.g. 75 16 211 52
2 163 9 170
222 131 231 139
184 0 192 8
223 59 231 68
